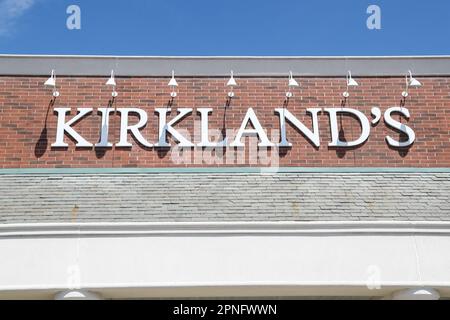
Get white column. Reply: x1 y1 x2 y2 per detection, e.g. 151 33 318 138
54 290 103 300
389 288 440 300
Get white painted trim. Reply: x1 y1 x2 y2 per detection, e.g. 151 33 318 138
1 54 450 59
3 280 450 291
1 221 450 238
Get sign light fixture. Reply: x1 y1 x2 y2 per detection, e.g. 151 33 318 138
286 71 299 98
402 70 422 98
226 70 237 98
105 70 118 97
342 71 359 98
44 69 59 97
168 70 178 98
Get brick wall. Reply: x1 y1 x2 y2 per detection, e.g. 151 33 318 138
1 76 449 168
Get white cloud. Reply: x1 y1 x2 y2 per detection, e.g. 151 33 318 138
0 0 36 36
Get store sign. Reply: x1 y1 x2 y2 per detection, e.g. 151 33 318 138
51 106 415 149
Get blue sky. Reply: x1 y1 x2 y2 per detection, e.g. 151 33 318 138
0 0 449 56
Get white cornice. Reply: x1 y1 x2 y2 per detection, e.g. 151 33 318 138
1 221 450 238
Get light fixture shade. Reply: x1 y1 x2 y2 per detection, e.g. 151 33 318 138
227 78 237 86
347 79 358 86
168 78 178 86
44 70 56 87
288 71 299 87
408 70 422 87
106 70 116 86
288 78 299 87
227 71 237 87
347 71 358 87
347 78 359 87
168 70 178 87
409 78 422 87
44 77 56 87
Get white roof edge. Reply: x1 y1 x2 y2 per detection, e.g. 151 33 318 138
1 54 450 59
1 221 450 238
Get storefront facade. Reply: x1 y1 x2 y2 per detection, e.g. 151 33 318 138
0 55 449 299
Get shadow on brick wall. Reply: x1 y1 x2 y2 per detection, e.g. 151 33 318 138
34 98 55 158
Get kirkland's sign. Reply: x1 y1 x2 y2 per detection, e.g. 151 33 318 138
51 106 415 149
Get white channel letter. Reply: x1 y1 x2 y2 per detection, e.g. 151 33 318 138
384 107 415 148
274 108 321 147
230 107 274 147
116 108 153 147
155 108 194 147
197 108 227 147
95 108 114 147
324 107 370 147
52 107 93 147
